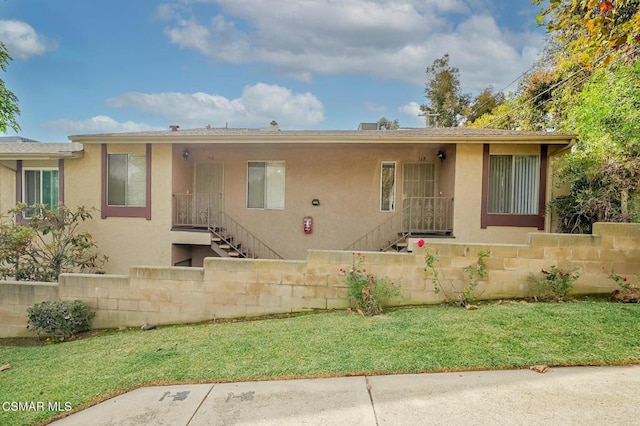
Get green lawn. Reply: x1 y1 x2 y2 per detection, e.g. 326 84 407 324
1 301 640 425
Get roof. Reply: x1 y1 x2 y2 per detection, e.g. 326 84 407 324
69 126 577 145
0 142 84 159
0 136 42 143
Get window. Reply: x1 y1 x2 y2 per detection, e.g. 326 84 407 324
107 153 146 207
488 155 539 214
23 168 59 216
481 144 547 230
101 144 151 219
380 162 396 212
247 161 285 209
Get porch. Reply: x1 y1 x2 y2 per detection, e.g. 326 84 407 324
170 142 457 260
345 197 454 252
172 194 283 260
173 193 454 256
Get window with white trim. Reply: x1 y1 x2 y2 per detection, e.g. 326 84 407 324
247 161 285 209
107 153 147 207
488 155 540 214
23 168 59 216
380 162 396 212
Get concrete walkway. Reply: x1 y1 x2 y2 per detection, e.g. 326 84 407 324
50 365 640 425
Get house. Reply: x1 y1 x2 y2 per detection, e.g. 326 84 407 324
0 137 83 218
0 126 575 274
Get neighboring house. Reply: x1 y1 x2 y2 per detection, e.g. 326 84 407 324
0 126 575 274
0 137 83 217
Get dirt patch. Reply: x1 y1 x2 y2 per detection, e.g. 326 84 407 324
610 288 640 303
0 337 45 347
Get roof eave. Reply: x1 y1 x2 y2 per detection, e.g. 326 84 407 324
0 152 84 160
71 133 576 145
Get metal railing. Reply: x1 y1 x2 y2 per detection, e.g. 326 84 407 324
172 193 282 260
345 206 409 253
403 197 453 234
209 212 283 260
345 197 454 252
173 193 210 227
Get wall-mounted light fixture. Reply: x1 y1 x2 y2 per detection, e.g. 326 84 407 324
182 149 190 160
436 150 446 162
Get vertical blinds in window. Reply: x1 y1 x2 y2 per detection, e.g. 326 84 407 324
488 155 539 215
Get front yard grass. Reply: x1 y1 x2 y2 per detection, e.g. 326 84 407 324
1 300 640 425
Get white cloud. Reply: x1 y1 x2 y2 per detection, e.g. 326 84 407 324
0 20 52 60
399 102 425 127
105 83 325 128
159 0 545 93
43 116 161 134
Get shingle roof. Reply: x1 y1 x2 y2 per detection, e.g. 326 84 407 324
0 142 83 158
70 126 576 144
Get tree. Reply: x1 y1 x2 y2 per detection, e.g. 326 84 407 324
0 204 108 281
0 42 20 133
376 117 399 130
534 0 640 67
463 86 505 125
467 97 519 129
424 54 470 127
549 59 640 233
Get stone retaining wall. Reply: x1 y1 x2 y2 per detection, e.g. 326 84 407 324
1 222 638 338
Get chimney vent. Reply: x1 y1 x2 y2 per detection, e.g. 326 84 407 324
169 125 179 132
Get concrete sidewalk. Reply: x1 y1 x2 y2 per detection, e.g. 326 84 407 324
50 365 640 425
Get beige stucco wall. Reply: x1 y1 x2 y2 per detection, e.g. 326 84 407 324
0 159 59 214
0 160 16 214
51 139 564 273
451 144 553 245
1 222 637 339
64 143 174 274
172 143 454 260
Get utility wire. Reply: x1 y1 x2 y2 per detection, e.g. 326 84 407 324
484 47 624 129
464 62 540 121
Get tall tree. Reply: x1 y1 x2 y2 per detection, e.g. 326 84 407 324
0 42 20 133
550 58 640 233
534 0 640 67
424 54 469 127
376 117 399 130
463 86 505 125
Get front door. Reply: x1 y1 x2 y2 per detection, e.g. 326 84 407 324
403 162 437 232
193 161 224 227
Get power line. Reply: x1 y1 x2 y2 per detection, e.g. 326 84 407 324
484 47 629 129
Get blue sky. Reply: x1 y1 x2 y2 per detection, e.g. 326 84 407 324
0 0 547 141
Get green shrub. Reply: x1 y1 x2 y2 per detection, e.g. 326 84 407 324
340 253 401 315
27 300 96 341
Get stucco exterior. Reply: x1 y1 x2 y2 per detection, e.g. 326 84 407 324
63 143 175 274
0 161 16 214
0 127 575 274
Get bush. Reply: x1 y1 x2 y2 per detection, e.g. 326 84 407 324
340 253 401 315
528 265 580 301
0 204 108 282
27 300 96 341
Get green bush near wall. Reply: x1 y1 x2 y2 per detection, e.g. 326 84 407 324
26 300 95 342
